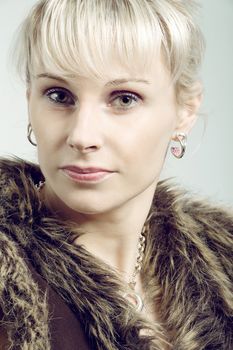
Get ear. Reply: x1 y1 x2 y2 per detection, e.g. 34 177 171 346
171 88 203 141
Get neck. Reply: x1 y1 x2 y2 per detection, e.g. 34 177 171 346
41 182 156 284
73 200 152 283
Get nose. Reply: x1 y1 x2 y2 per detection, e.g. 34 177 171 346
67 104 103 154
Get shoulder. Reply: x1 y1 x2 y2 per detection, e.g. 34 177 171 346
0 157 43 229
154 179 233 279
155 179 233 235
0 156 42 201
0 156 43 216
0 156 41 185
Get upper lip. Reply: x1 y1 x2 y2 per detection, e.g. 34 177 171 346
60 165 113 173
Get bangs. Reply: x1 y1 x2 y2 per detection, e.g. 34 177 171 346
21 0 164 81
15 0 204 105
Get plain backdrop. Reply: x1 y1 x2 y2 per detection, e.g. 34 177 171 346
0 0 233 205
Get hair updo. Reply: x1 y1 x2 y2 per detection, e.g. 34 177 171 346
15 0 205 106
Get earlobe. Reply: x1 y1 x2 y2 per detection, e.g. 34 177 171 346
172 111 198 140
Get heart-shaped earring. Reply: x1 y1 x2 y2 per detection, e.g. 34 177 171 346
171 132 187 159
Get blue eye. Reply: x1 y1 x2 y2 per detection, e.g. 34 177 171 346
111 92 140 110
45 88 75 106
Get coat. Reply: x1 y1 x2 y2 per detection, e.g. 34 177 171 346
0 157 232 350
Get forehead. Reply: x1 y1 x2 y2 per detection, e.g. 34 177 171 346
31 50 171 87
26 0 169 83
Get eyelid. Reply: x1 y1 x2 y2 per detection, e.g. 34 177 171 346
42 86 77 108
110 89 142 99
42 86 141 98
42 86 143 109
109 90 143 110
44 86 77 101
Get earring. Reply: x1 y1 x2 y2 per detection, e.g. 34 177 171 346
171 132 187 159
27 123 37 146
35 181 45 192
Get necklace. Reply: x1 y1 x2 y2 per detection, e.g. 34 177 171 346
35 181 149 312
123 222 147 312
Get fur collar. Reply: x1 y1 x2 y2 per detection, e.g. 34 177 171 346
0 157 232 349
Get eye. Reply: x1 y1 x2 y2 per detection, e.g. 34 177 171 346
110 91 141 110
45 87 75 106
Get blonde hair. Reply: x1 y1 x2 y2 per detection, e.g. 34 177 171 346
15 0 205 106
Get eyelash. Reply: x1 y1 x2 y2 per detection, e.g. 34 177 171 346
43 87 142 110
44 87 76 107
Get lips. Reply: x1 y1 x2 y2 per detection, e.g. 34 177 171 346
60 165 114 183
61 165 112 173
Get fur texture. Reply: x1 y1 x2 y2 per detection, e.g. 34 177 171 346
0 157 232 349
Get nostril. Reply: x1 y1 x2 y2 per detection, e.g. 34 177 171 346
69 143 99 153
66 127 103 152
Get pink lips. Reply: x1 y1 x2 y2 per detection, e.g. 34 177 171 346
61 165 114 183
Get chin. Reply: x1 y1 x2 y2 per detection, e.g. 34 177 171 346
62 197 115 216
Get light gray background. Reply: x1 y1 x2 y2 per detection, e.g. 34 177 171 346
0 0 232 205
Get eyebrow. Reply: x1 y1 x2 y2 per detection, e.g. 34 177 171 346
35 73 151 86
105 79 151 86
36 73 68 83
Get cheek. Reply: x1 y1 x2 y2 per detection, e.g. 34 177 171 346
121 111 176 169
30 106 64 150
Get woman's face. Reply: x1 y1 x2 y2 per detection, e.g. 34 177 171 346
27 56 181 218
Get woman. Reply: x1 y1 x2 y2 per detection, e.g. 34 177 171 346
0 0 232 349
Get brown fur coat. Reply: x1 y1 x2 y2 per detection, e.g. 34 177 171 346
0 157 232 349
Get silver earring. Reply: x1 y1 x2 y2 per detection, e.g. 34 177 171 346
171 132 187 159
27 123 37 146
35 181 45 192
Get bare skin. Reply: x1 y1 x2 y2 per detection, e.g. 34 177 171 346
27 54 201 329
